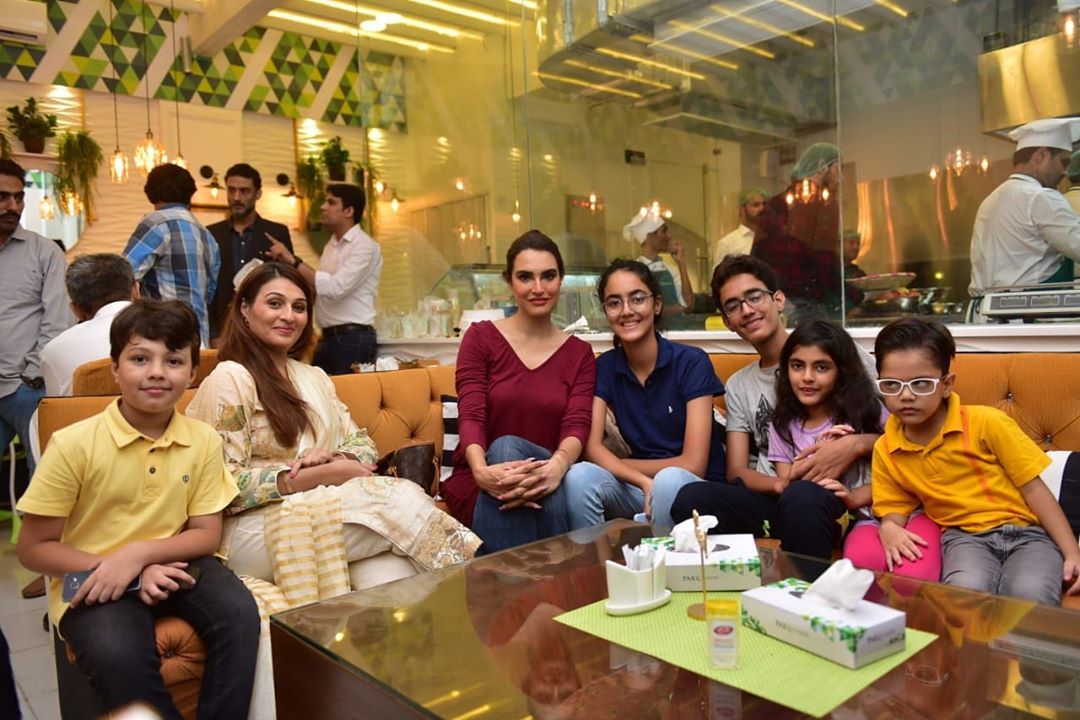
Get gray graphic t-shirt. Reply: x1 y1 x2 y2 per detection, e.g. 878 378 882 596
725 343 877 477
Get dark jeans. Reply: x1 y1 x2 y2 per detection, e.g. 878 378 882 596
473 435 570 555
59 556 259 720
0 381 45 478
313 325 377 375
671 478 845 561
0 627 18 719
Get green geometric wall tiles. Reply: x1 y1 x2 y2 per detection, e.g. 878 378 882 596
0 0 407 132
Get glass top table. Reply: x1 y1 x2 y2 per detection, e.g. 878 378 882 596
270 520 1080 719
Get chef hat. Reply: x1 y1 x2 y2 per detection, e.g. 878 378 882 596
1067 150 1080 179
791 143 839 181
1008 118 1080 152
622 209 665 244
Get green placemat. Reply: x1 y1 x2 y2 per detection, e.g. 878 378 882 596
555 592 937 718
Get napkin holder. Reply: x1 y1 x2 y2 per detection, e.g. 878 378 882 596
604 550 671 616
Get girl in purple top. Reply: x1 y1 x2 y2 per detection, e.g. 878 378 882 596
768 320 941 580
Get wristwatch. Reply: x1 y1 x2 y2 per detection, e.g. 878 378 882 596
292 255 303 268
21 375 44 390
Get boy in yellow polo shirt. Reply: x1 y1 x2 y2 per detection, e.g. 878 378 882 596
16 300 259 719
871 317 1080 605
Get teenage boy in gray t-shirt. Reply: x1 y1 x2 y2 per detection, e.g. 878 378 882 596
671 255 880 559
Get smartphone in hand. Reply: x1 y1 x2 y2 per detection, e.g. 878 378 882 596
176 565 202 591
62 570 141 603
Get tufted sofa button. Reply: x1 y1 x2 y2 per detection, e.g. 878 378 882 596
1005 392 1013 401
1044 434 1053 444
163 649 175 659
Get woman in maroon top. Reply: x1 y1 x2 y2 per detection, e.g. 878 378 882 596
444 231 596 553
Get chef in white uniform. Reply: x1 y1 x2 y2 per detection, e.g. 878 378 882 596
969 118 1080 299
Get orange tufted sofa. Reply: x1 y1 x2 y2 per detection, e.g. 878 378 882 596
34 353 1080 716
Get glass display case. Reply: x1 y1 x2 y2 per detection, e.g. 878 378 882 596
428 263 607 330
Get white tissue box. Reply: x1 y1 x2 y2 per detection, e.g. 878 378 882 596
741 578 906 669
658 534 761 592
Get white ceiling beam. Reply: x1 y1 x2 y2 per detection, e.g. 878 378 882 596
189 0 287 56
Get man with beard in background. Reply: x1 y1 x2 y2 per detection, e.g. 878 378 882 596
206 163 292 343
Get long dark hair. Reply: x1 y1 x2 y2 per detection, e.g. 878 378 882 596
772 319 882 451
503 230 565 281
219 262 316 447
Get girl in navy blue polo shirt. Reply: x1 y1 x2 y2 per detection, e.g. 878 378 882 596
563 259 726 534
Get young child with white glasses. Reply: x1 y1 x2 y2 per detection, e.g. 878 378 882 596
871 317 1079 604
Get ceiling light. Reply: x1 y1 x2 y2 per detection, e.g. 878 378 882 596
709 5 815 47
630 34 739 70
564 59 674 89
360 18 386 32
668 20 776 59
874 0 909 18
534 71 644 98
396 0 517 27
301 0 483 40
268 9 455 53
595 48 706 80
775 0 865 31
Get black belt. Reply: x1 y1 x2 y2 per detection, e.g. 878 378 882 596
322 323 374 337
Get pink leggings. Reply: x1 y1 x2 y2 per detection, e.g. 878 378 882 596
843 514 942 582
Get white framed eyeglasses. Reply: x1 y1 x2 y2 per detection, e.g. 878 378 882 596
876 377 943 396
603 292 654 314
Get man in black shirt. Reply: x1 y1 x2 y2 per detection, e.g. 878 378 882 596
206 163 292 343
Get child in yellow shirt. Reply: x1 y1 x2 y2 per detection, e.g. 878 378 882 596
17 300 259 719
871 317 1080 605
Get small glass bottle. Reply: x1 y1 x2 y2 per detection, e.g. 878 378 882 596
706 599 739 669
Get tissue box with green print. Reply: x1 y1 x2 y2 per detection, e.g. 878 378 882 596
741 578 906 669
656 533 761 592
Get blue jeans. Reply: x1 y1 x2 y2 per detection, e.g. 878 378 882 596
313 325 377 375
563 462 704 536
59 557 260 720
472 435 570 554
941 525 1064 606
0 381 44 478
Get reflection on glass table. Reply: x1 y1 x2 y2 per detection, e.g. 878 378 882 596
270 520 1080 719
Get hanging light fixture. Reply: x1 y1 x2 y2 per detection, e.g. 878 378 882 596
133 2 168 174
169 0 186 168
39 195 56 220
390 192 401 213
107 0 129 183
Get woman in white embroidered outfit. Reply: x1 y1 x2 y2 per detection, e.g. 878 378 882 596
186 262 480 598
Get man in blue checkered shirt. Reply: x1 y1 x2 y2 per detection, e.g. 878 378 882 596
124 164 220 345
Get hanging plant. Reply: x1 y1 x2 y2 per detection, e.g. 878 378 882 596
5 97 58 154
319 136 350 181
296 156 325 231
55 130 104 223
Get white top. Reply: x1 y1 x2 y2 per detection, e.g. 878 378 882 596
39 300 132 397
314 224 383 329
712 224 754 268
969 174 1080 296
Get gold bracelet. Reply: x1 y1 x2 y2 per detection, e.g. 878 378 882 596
279 472 296 495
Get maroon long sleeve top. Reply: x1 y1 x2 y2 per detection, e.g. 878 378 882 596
443 321 596 527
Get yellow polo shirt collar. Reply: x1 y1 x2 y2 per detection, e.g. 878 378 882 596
104 398 193 449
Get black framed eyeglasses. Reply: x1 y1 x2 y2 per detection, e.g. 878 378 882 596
720 288 776 317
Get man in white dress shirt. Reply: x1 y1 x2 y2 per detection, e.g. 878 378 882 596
969 118 1080 298
711 187 766 270
267 183 382 374
39 253 139 396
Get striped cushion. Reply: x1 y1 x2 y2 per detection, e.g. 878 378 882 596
441 395 458 482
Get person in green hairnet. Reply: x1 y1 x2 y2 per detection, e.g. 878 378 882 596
712 187 767 270
750 142 842 323
1064 149 1080 218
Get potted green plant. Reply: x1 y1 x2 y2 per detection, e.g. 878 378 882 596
0 130 11 159
55 130 104 222
6 97 58 154
320 136 350 181
296 156 326 236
